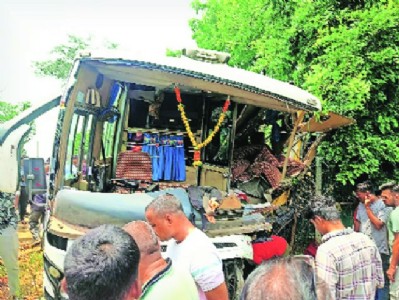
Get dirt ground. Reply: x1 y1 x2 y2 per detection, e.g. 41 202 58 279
0 223 44 299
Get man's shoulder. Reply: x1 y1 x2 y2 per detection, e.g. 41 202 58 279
388 207 399 224
390 207 399 218
183 228 215 249
353 230 375 242
373 199 387 209
348 231 381 254
166 230 215 255
144 264 199 300
320 230 364 248
318 231 378 257
168 264 197 284
193 227 213 240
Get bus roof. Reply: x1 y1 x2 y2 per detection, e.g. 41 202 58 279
80 51 321 112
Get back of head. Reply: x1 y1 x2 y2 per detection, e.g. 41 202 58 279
64 224 140 300
241 256 317 300
145 193 184 217
123 221 160 256
307 194 340 221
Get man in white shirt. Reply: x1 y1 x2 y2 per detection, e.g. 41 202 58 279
123 220 199 300
145 194 229 300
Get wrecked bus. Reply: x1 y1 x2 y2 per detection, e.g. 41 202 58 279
0 48 351 299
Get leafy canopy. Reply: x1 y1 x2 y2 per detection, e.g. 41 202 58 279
190 0 399 187
34 35 118 80
0 101 31 123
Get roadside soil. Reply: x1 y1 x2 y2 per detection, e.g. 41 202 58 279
0 221 44 299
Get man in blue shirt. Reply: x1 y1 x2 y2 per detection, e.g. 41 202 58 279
354 181 391 300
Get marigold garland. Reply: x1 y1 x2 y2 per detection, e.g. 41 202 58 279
174 86 230 166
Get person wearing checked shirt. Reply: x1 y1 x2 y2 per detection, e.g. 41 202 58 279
308 194 384 300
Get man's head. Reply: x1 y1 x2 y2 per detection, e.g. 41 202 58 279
123 221 160 256
63 224 141 300
379 182 399 207
240 256 317 300
72 155 79 166
145 194 185 241
307 195 341 235
123 221 162 285
355 181 375 203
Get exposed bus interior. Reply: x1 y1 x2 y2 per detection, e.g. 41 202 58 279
54 59 327 206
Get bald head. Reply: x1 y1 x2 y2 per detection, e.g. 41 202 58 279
145 194 184 217
123 221 159 256
241 256 317 300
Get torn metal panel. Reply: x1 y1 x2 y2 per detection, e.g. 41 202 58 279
299 112 355 133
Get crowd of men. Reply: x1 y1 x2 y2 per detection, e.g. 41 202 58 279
62 193 228 300
58 182 399 300
241 181 399 300
1 180 399 299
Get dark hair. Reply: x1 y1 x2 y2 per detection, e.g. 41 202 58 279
241 256 317 300
356 181 373 192
64 224 140 300
379 181 398 192
306 195 340 221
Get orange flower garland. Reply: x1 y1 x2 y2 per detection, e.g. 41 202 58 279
174 86 230 166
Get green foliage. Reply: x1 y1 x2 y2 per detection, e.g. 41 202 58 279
0 101 31 123
0 101 33 156
190 0 399 189
166 48 183 57
190 0 267 69
34 35 90 80
34 35 119 80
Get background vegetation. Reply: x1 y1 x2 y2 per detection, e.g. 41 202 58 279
34 34 118 80
13 0 398 257
8 2 399 195
190 0 399 195
0 101 31 123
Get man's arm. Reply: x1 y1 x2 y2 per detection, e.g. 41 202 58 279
353 206 360 232
365 201 384 230
204 282 228 300
191 250 228 300
387 232 399 282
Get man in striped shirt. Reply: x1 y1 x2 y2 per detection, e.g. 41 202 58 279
308 195 384 299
